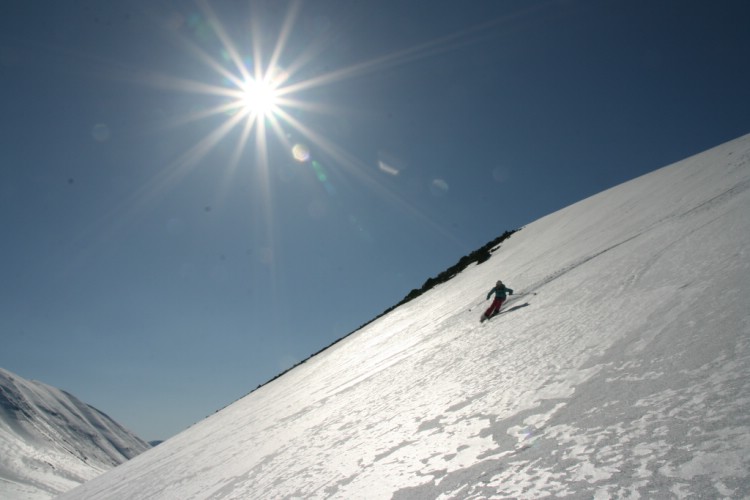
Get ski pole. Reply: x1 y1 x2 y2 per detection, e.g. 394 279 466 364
468 297 487 312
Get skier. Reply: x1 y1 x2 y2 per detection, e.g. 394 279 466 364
482 280 514 322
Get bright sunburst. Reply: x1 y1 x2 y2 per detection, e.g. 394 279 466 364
145 1 493 185
238 77 279 117
136 1 493 251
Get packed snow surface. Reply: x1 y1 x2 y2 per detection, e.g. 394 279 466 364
63 134 750 498
0 368 150 499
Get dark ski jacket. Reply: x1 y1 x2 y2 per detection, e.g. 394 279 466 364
487 285 514 301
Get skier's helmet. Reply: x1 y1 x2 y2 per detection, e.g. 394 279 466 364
497 280 503 286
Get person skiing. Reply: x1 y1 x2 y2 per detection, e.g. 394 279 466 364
482 280 514 321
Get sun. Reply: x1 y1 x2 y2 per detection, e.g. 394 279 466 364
151 0 486 196
130 1 485 283
240 78 279 117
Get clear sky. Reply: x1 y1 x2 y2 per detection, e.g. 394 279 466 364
2 0 749 442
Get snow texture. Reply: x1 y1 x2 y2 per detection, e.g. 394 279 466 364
62 134 750 499
0 368 150 499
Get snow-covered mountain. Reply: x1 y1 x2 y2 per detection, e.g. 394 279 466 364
62 134 750 499
0 368 150 499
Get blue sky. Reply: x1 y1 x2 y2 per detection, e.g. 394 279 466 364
2 0 749 441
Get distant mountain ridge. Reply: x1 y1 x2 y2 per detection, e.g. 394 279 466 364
0 367 150 499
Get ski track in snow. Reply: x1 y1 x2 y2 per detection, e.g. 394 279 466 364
60 135 750 499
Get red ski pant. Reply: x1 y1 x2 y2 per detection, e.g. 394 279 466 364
484 297 505 317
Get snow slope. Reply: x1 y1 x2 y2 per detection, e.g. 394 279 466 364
0 368 150 499
62 134 750 499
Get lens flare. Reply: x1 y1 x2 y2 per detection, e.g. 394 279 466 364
128 0 504 265
492 166 510 182
311 161 336 195
92 123 111 142
430 178 450 196
292 143 311 162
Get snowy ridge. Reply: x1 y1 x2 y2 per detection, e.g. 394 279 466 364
62 134 750 499
0 368 150 499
